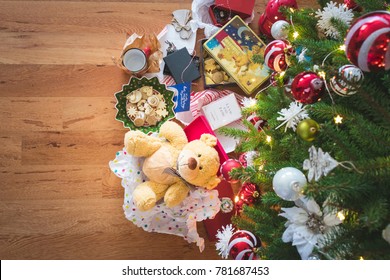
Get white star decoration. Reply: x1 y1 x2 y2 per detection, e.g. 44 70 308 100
315 1 354 39
276 101 309 132
303 146 339 182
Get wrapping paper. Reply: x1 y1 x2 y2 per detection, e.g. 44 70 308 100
114 33 163 75
109 148 221 252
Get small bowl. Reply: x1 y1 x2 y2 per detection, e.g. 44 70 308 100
114 76 175 134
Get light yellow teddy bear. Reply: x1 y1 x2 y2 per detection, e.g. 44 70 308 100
124 121 221 211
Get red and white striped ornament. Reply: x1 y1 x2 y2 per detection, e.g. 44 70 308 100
345 11 390 72
247 114 267 131
228 230 261 260
344 0 362 12
264 40 291 72
330 64 364 97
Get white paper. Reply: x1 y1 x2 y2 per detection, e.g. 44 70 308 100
214 120 246 153
201 93 242 130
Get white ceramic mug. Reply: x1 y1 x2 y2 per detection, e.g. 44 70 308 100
122 48 147 74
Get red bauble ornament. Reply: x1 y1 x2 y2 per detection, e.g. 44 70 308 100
220 159 242 183
344 0 362 12
264 40 292 72
238 153 249 167
265 0 298 22
345 11 390 72
238 182 260 205
258 13 273 38
247 114 267 131
228 230 261 260
291 72 324 104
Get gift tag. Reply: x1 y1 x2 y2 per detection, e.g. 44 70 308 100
169 82 191 112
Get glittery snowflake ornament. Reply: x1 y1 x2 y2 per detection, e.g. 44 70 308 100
315 1 354 39
303 146 339 182
276 101 309 132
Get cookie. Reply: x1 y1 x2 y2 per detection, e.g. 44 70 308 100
133 111 146 127
126 90 142 103
146 114 158 126
137 100 146 111
140 86 153 97
212 71 224 84
147 95 160 107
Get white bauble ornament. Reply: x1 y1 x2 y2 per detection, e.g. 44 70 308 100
307 254 321 260
272 167 307 201
271 20 290 40
382 224 390 245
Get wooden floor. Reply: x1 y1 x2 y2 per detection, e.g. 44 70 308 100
0 0 317 259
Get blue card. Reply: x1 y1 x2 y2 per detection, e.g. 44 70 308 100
169 82 191 113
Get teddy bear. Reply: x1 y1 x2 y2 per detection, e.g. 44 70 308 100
124 121 221 211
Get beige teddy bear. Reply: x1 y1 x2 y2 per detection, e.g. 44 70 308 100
124 121 221 211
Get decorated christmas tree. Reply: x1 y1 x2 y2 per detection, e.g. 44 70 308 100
216 0 390 260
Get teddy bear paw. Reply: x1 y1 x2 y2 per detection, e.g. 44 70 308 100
133 187 157 211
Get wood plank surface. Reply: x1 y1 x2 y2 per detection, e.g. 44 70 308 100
0 0 317 260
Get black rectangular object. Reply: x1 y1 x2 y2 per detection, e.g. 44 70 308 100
163 47 201 84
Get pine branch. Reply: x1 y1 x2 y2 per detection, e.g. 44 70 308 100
354 0 388 11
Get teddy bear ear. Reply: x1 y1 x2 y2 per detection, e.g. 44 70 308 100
205 176 221 190
200 134 217 147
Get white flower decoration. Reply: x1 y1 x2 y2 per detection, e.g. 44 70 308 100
276 101 309 132
315 1 354 39
280 197 343 260
215 224 235 259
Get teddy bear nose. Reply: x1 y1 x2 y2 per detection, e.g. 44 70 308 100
187 157 198 170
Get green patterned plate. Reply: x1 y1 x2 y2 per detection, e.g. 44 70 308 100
114 76 175 134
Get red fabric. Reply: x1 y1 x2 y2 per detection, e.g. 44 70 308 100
215 0 255 19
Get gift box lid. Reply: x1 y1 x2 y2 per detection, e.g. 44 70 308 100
203 16 271 95
215 0 255 19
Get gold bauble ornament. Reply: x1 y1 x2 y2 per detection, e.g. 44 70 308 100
296 119 320 142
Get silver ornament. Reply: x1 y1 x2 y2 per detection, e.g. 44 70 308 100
271 20 290 40
330 64 364 97
220 197 234 213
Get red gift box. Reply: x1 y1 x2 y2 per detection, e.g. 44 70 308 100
184 116 234 241
215 0 255 19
